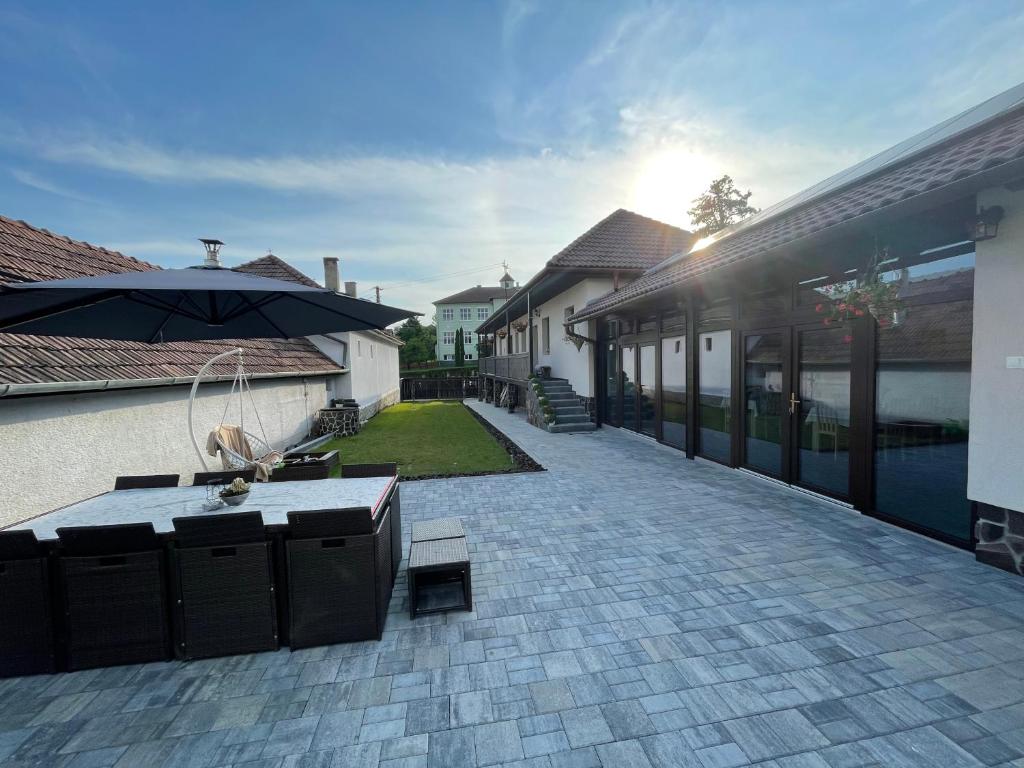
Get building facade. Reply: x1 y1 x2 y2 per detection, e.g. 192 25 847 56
434 272 515 363
478 83 1024 571
565 84 1024 564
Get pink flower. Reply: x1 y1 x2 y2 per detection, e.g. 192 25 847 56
815 303 823 313
843 334 853 344
823 318 832 326
854 308 864 317
838 303 847 312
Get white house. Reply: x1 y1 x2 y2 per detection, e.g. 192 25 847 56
0 222 400 525
476 209 694 429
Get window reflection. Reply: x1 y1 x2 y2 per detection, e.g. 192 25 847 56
661 336 686 448
874 251 974 541
744 334 783 476
621 345 636 431
699 330 731 462
798 327 851 496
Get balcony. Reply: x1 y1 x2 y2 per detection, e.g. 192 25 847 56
479 353 530 381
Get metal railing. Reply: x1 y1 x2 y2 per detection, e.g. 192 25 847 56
400 377 480 401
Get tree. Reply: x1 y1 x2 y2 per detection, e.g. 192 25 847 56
396 317 437 367
688 175 758 237
454 328 465 366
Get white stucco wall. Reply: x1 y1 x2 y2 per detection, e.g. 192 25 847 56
337 331 401 417
968 186 1024 513
534 278 614 397
0 377 328 528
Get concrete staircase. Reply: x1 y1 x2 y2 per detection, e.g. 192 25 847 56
542 378 597 434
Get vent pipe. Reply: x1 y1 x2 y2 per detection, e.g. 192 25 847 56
323 257 340 293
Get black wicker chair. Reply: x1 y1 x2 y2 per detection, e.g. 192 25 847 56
341 463 401 578
192 469 256 486
0 530 55 677
114 474 180 490
341 463 397 479
270 464 329 482
286 505 392 648
170 512 277 659
56 523 169 670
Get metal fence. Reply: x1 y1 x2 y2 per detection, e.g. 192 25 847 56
400 377 480 401
478 353 529 381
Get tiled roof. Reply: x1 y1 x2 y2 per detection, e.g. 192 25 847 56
571 106 1024 321
435 286 511 305
548 209 694 270
234 253 322 288
0 219 342 390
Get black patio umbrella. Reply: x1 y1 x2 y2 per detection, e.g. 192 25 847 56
0 266 417 342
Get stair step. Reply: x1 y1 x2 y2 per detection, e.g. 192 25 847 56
554 413 591 424
546 395 577 403
552 407 585 416
548 422 597 433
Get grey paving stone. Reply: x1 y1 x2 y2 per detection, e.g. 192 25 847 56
596 738 654 767
724 709 829 762
405 696 450 735
428 726 477 768
639 732 703 768
474 720 525 765
601 700 658 740
451 689 494 727
530 680 576 714
559 706 614 748
261 715 321 758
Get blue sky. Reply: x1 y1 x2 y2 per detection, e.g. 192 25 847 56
1 1 1022 317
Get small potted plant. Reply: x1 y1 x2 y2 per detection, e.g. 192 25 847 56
219 477 251 506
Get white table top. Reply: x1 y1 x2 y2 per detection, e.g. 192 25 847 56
9 477 397 540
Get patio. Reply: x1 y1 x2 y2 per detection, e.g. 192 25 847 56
3 401 1024 767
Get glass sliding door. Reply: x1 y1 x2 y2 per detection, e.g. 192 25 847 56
638 344 657 436
874 251 974 542
604 342 619 426
661 336 686 448
621 344 637 431
796 327 851 497
743 332 784 477
698 330 731 462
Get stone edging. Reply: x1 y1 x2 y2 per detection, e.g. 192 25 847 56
399 403 546 482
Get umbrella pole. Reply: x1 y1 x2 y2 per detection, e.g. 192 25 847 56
188 348 244 469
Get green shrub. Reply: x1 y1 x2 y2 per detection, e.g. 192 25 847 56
538 396 549 406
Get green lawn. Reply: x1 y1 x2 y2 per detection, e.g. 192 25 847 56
322 401 514 478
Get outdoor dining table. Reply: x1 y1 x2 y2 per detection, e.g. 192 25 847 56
5 476 400 665
11 477 397 540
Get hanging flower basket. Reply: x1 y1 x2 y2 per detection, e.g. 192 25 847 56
511 320 527 333
815 244 904 330
496 328 507 338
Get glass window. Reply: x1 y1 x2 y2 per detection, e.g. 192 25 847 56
639 316 657 333
874 251 974 541
797 327 851 496
741 289 787 318
542 317 550 354
699 330 731 462
604 342 619 426
441 308 454 320
477 307 489 320
797 272 858 307
639 344 657 436
661 336 685 448
442 331 455 345
621 345 636 431
698 300 731 331
460 308 472 320
744 333 783 476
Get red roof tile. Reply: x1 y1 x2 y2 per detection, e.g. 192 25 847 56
548 209 694 270
0 219 342 389
234 253 322 288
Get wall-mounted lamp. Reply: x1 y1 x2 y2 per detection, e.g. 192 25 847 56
969 206 1004 242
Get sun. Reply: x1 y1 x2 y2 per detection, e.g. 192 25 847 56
630 148 717 228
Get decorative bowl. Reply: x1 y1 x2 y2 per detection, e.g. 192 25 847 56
219 491 249 506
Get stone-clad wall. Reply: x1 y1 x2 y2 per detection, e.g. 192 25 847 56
975 502 1024 575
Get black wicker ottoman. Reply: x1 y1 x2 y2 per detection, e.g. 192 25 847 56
408 521 471 620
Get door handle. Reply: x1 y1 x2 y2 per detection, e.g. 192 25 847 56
788 392 801 415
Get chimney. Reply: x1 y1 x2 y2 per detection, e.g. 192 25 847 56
344 281 357 298
323 257 340 293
